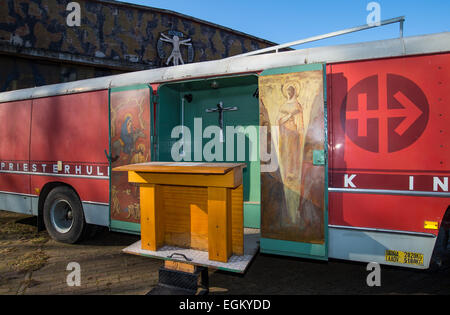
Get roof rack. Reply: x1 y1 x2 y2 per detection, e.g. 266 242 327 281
229 16 405 58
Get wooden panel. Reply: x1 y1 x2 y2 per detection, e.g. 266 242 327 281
119 163 245 263
140 184 164 251
114 162 246 174
162 186 208 251
207 187 232 262
128 170 242 188
231 185 244 255
164 261 196 274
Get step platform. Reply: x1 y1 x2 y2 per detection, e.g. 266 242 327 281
122 228 260 274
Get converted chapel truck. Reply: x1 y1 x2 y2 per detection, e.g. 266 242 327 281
0 31 449 271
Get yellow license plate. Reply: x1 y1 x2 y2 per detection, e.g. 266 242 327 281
385 250 424 266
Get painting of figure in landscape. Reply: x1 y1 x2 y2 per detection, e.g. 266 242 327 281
110 87 151 224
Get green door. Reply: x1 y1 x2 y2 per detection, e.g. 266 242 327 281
259 64 328 260
109 84 153 234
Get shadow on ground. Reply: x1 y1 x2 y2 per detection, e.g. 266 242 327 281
1 210 450 295
209 251 450 295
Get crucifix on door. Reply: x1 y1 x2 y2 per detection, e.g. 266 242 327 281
206 102 238 142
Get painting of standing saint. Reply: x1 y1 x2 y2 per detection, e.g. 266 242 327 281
259 68 326 244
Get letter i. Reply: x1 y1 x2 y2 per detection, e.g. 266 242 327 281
409 176 414 191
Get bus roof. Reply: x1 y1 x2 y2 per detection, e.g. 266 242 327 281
0 32 449 104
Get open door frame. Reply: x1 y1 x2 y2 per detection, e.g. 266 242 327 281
259 63 329 261
108 84 153 234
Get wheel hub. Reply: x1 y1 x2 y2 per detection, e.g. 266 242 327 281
50 199 74 234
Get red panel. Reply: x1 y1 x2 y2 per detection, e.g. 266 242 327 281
0 100 31 194
31 90 109 163
329 192 448 235
327 53 450 232
30 90 109 203
31 176 108 204
328 53 449 173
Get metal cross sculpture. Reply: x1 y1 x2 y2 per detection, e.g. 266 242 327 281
206 102 238 142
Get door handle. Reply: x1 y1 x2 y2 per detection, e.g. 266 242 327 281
313 150 326 166
104 149 112 164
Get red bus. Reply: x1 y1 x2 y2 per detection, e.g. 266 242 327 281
0 31 448 271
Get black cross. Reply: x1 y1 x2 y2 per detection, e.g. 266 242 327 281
206 102 238 142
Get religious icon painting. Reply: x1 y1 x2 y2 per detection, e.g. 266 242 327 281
259 66 326 245
109 86 152 224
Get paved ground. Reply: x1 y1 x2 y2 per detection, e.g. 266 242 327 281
1 210 449 295
0 211 161 295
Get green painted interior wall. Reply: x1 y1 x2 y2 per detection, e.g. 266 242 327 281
157 75 261 228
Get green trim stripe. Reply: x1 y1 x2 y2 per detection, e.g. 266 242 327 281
260 63 324 77
110 220 141 235
322 63 329 258
108 88 112 228
260 238 327 261
110 84 150 93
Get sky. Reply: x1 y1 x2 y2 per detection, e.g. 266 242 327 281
122 0 449 49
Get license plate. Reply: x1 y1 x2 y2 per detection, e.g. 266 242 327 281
385 250 424 266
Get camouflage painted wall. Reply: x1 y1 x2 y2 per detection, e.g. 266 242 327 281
0 0 275 91
0 54 121 91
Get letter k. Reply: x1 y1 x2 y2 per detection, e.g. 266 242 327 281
345 174 357 188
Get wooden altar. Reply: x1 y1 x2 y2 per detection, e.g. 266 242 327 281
113 162 246 263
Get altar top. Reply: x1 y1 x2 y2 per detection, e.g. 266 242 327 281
113 162 246 175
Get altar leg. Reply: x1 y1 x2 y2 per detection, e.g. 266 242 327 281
207 187 232 262
231 185 244 255
140 184 164 251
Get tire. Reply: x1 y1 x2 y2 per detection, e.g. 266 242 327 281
43 186 87 244
85 224 102 240
428 227 449 272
